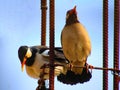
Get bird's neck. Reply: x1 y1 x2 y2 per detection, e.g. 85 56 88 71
65 14 79 26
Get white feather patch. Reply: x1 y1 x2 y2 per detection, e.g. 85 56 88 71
41 50 49 57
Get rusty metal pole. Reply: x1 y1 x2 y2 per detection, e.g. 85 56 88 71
103 0 108 90
49 0 55 90
36 1 47 90
113 0 119 90
41 0 47 45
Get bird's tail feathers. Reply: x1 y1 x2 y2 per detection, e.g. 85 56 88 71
57 63 92 85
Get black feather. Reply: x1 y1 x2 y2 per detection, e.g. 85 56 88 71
18 46 28 63
57 63 92 85
39 48 49 54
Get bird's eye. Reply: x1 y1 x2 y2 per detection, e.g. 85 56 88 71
25 48 32 58
66 13 69 20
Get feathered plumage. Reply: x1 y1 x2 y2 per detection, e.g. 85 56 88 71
18 45 68 79
57 6 92 85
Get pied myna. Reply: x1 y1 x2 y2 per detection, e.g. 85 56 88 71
18 45 68 79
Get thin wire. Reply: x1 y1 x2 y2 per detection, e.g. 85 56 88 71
41 64 120 76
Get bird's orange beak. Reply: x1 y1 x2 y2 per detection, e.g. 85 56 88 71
21 57 27 72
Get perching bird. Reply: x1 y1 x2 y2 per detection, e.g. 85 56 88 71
57 6 92 84
18 45 68 79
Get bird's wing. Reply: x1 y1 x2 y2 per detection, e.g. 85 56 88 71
32 46 69 64
54 47 69 64
31 45 49 53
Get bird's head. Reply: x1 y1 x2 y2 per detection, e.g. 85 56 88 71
65 6 79 25
18 46 32 71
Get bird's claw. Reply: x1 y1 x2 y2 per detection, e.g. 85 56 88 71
85 63 93 73
67 64 73 71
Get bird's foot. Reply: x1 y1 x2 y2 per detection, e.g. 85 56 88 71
85 63 94 73
67 64 73 71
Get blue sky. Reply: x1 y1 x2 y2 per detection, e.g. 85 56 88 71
0 0 119 90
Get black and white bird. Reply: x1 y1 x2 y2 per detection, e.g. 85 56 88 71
18 45 68 79
57 6 92 85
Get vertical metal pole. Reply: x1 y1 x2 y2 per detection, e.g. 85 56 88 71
113 0 119 90
41 0 47 45
49 0 55 90
36 1 47 90
103 0 108 90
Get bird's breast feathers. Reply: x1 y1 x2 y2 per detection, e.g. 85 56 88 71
26 53 64 79
61 23 91 62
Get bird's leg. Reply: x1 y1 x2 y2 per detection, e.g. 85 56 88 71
67 63 73 71
70 64 72 71
86 63 89 73
89 64 94 73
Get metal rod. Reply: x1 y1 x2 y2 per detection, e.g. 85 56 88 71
41 0 47 45
71 65 120 73
103 0 108 90
41 64 120 74
49 0 55 90
113 0 119 90
36 1 47 90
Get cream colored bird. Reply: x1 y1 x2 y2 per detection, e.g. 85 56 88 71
61 6 91 75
